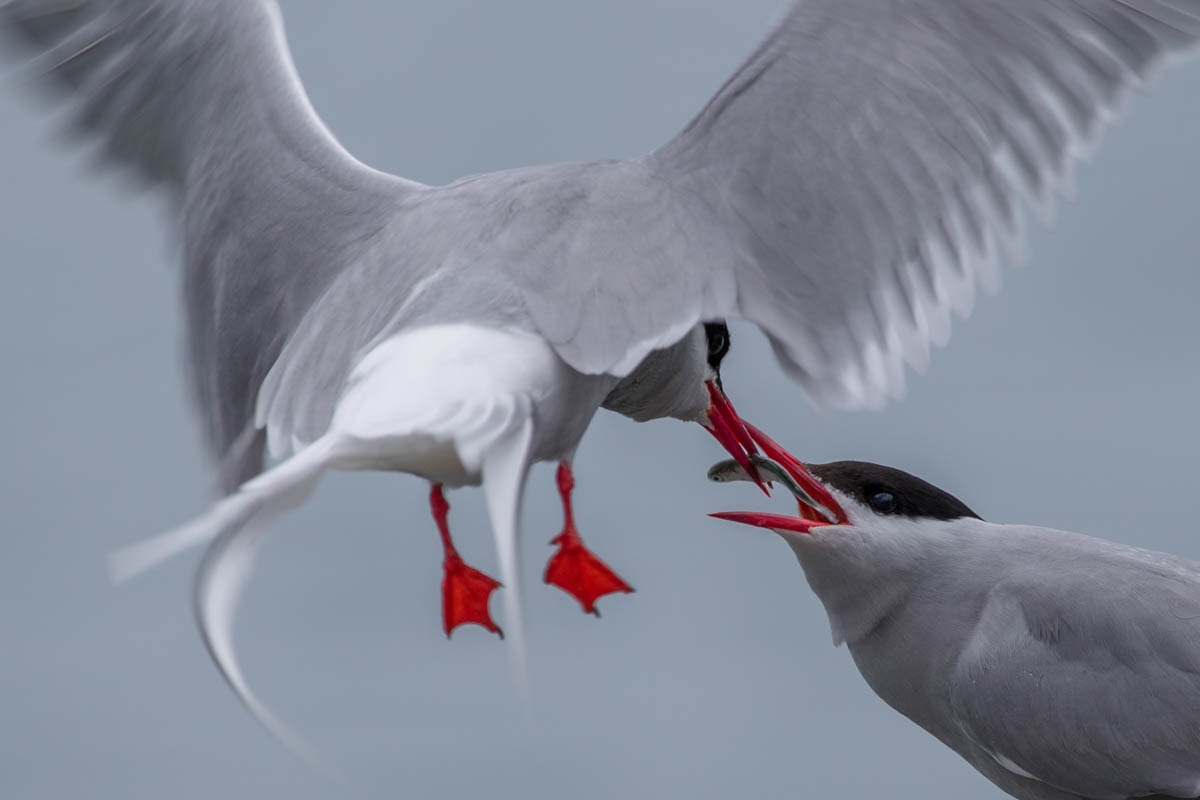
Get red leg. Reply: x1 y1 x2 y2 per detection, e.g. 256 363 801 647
543 462 634 616
431 485 503 639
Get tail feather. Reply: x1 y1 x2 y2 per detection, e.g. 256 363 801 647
480 409 534 697
194 519 323 765
110 436 339 759
108 437 337 582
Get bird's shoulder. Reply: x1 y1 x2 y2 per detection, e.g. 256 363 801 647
944 525 1200 798
959 524 1200 659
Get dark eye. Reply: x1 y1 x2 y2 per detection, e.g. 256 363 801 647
704 323 730 366
708 330 727 357
869 491 897 514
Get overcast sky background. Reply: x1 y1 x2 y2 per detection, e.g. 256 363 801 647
1 1 1199 798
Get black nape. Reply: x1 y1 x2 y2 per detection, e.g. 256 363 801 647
807 461 981 522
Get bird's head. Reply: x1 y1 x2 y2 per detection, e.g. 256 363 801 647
602 320 779 494
701 321 731 390
708 449 979 538
693 321 776 495
708 449 982 646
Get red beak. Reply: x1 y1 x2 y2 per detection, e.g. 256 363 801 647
741 422 850 525
702 380 770 496
707 423 851 536
708 511 832 535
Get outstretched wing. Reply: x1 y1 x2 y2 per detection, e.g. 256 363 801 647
504 0 1200 408
0 0 418 488
950 548 1200 798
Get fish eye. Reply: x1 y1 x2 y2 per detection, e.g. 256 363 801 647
868 491 896 514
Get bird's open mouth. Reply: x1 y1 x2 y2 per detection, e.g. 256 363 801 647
705 425 849 534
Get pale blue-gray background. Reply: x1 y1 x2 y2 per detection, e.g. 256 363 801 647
1 1 1198 798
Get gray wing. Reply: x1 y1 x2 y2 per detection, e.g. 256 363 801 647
0 0 417 490
950 544 1200 799
259 0 1200 449
507 0 1200 408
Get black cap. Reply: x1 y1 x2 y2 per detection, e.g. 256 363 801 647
807 461 980 521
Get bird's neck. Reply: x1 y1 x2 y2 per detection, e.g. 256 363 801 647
600 329 708 422
783 519 956 646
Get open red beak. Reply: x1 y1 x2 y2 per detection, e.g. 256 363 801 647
708 422 851 535
742 422 849 526
709 511 830 535
702 380 770 496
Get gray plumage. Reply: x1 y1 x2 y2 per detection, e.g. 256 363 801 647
4 0 1198 493
724 460 1200 800
3 0 1200 761
2 0 416 489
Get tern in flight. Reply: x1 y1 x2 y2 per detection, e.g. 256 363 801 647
2 0 1197 749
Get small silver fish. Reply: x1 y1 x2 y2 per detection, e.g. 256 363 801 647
708 453 835 522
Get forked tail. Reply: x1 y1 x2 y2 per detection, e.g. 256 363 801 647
109 437 339 582
109 436 341 762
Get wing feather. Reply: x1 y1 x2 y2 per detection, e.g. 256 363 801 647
653 0 1200 409
517 0 1200 407
1 0 417 488
7 0 1200 460
950 557 1200 798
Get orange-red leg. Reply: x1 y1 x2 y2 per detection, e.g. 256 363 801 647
431 485 503 638
543 462 634 616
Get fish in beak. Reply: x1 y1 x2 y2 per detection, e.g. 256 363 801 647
706 427 849 534
700 379 771 496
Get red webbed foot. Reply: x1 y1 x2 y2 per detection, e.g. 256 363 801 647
544 528 634 616
442 553 504 638
430 484 503 639
543 462 634 615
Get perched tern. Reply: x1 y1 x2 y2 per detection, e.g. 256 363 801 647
2 0 1198 750
712 453 1200 800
